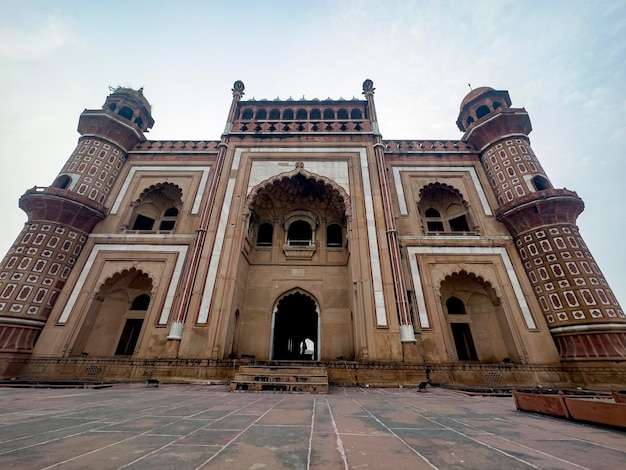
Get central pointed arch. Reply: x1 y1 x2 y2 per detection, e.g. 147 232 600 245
246 164 351 220
270 289 320 361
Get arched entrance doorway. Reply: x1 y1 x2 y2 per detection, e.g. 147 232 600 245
70 268 153 357
271 291 319 361
440 271 521 363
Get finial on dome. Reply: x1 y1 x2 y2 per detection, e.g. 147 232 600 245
362 79 375 96
232 80 245 97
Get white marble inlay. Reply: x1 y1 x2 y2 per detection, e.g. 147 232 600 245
392 166 492 216
197 146 387 327
407 246 536 330
111 166 211 215
249 161 350 195
58 244 188 325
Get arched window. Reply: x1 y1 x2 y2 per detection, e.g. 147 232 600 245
283 109 294 120
257 222 273 246
130 294 151 310
337 108 348 119
351 109 362 119
418 183 474 235
466 116 475 126
51 174 72 190
326 224 343 247
446 296 466 314
310 109 321 120
108 103 117 112
476 105 490 119
134 117 144 128
424 208 444 232
296 109 307 120
532 175 551 191
242 108 253 119
269 108 280 119
493 101 501 110
256 109 267 120
118 106 133 120
287 220 313 246
449 214 470 232
323 108 335 120
130 184 182 232
132 213 156 230
159 207 178 230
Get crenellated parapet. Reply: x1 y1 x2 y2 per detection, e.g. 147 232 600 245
383 140 475 153
133 140 220 152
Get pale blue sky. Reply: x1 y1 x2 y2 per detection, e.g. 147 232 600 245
1 0 625 305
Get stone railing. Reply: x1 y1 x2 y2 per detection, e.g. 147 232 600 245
497 188 581 215
22 186 108 216
230 120 371 134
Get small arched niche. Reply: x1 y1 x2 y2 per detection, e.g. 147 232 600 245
532 175 552 191
51 174 72 190
284 210 318 248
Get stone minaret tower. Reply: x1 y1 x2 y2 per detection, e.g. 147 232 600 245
0 88 153 355
458 87 626 360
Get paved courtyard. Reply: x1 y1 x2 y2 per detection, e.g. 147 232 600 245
0 383 624 469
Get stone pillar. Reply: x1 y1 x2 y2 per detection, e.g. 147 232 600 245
362 79 418 361
167 81 245 343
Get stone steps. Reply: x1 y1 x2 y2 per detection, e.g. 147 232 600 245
230 365 329 393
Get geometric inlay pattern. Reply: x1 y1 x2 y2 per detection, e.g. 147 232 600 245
63 139 125 206
482 137 546 206
515 224 624 327
0 222 87 320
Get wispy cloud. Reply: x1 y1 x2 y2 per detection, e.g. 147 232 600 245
0 15 75 58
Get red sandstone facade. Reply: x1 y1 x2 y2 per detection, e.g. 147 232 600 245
0 82 624 387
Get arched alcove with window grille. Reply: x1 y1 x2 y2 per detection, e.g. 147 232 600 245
129 183 183 232
418 183 474 235
440 272 521 364
71 268 153 358
286 219 314 246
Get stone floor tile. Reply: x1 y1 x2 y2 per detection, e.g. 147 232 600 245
0 385 624 470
